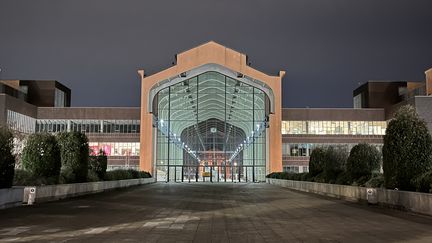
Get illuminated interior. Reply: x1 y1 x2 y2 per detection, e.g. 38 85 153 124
153 71 270 182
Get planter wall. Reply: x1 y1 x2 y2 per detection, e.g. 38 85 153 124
22 177 156 204
267 178 432 217
0 187 24 209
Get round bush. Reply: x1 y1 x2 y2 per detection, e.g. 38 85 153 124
0 127 15 188
89 149 107 180
21 133 61 184
86 170 100 182
335 171 351 185
412 171 432 193
57 132 89 183
365 173 385 188
346 143 381 182
322 147 347 183
309 147 326 177
383 105 432 190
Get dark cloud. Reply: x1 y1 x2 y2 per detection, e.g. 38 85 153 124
1 0 431 108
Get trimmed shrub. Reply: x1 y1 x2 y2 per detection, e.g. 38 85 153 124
411 171 432 193
89 149 108 180
13 169 34 186
21 133 61 184
10 131 27 169
383 105 432 190
104 169 151 181
300 172 311 181
86 170 100 182
0 127 15 188
309 148 326 177
266 172 278 179
265 172 309 181
346 143 381 182
57 132 89 183
365 173 385 188
335 171 351 185
322 147 347 183
13 169 55 186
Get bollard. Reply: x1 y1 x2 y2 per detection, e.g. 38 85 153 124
27 187 36 205
366 188 377 204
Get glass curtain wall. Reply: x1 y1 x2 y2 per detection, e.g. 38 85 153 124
281 120 387 135
154 71 269 182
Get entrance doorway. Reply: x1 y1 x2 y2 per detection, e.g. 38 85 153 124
153 71 270 182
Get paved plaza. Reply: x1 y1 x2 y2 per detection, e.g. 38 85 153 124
0 183 432 242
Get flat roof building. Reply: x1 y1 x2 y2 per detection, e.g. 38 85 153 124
1 42 431 180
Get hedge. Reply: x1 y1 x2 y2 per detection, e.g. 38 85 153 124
322 147 347 183
105 169 152 181
0 127 15 188
89 149 108 180
346 143 381 182
57 132 89 183
383 105 432 190
309 147 326 177
267 144 383 188
21 133 61 185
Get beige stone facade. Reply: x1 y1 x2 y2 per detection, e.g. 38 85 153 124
139 41 284 174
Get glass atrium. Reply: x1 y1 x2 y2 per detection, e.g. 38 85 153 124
153 71 270 182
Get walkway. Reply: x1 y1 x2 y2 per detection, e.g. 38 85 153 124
0 183 431 242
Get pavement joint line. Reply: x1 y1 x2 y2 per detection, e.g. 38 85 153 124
1 183 432 242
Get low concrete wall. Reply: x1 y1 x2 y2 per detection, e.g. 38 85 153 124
23 178 156 204
267 178 432 217
0 187 24 209
266 178 367 202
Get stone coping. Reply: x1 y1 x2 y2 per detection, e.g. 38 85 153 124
0 178 155 209
23 177 156 203
267 178 432 217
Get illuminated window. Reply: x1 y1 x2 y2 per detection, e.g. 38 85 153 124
281 120 386 135
6 110 36 133
54 88 66 107
89 142 140 156
36 119 140 134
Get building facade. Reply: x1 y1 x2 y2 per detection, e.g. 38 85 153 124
139 42 284 182
0 80 140 170
1 42 431 181
281 108 386 172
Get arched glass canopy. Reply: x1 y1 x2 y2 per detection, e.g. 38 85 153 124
153 71 270 182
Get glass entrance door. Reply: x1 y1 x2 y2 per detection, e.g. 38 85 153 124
154 71 269 183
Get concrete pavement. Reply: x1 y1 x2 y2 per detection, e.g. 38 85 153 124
0 182 431 242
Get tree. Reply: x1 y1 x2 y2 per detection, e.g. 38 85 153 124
89 149 108 180
0 127 15 188
346 143 381 182
21 133 61 184
309 147 326 177
57 132 89 183
383 105 432 190
6 129 28 170
323 146 347 183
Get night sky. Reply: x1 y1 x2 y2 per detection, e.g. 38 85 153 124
1 0 432 108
